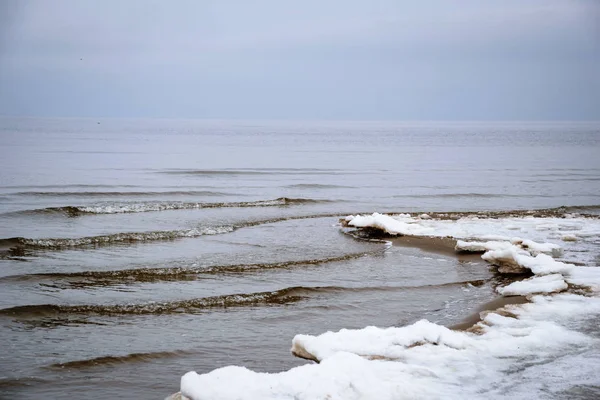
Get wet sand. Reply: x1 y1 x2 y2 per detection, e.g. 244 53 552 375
450 295 528 330
389 234 484 263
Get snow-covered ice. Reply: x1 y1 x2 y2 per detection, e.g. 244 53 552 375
496 274 568 296
176 213 600 400
179 292 600 400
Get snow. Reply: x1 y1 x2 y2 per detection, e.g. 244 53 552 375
347 213 585 276
566 267 600 293
456 238 561 258
179 292 600 400
292 320 468 361
345 213 599 254
346 212 433 236
481 248 574 275
177 213 600 400
510 238 562 257
497 274 568 296
455 240 512 253
180 352 457 400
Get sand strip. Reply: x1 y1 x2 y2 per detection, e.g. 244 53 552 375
450 295 528 330
388 235 483 263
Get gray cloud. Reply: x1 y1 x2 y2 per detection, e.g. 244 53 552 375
1 0 598 119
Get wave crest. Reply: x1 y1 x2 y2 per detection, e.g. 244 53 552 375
5 197 326 216
0 226 234 250
0 282 488 320
0 288 311 317
2 252 376 285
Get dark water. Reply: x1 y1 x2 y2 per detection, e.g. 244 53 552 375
0 118 599 399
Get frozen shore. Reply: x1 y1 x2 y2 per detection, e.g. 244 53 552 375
172 212 600 400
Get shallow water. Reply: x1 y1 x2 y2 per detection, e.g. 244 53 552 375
0 118 599 399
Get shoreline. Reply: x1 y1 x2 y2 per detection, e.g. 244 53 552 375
387 234 484 262
286 233 535 373
170 220 595 399
449 294 528 330
385 235 529 331
291 234 531 364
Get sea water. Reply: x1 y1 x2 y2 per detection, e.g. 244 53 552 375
0 118 598 399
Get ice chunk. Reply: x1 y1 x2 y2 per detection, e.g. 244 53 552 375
180 351 465 400
482 247 573 275
517 254 574 275
291 320 469 361
481 245 531 274
509 293 600 324
497 274 568 296
566 267 600 293
455 240 512 253
510 238 563 257
455 238 562 257
347 212 433 236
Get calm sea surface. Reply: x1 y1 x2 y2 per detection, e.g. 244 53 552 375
0 118 599 398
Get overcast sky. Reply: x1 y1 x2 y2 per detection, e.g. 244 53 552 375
0 0 598 120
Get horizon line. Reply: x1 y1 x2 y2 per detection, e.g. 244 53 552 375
1 115 599 124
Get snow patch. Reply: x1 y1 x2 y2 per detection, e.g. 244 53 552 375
455 240 512 253
292 320 467 362
510 238 562 257
347 212 433 236
566 267 600 293
497 274 568 296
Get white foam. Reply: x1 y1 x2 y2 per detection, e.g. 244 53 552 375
77 199 288 214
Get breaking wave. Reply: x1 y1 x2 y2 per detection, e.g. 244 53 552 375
0 213 344 255
0 282 487 318
5 197 325 216
2 252 378 285
0 226 234 250
562 204 600 214
0 288 312 317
